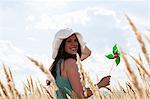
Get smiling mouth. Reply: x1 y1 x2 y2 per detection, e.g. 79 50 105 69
70 47 77 51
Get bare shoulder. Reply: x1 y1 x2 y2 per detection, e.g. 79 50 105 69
64 58 76 64
64 58 80 81
64 58 78 71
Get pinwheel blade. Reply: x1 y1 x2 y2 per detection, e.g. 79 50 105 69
113 44 118 54
105 54 114 59
115 57 120 66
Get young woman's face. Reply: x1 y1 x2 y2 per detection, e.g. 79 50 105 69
65 34 79 55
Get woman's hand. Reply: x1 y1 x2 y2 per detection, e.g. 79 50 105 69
97 75 111 88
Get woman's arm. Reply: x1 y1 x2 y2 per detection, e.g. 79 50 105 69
65 58 111 98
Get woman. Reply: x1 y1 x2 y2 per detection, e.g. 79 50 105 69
49 28 111 99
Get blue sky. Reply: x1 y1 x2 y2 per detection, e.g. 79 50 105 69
0 0 149 92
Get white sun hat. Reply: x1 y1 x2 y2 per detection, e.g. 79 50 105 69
52 28 91 61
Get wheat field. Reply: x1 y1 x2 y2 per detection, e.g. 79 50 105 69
0 15 149 99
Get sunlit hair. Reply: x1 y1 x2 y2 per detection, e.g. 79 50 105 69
50 34 81 79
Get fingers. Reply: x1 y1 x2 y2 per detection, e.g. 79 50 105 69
105 77 111 85
102 76 110 79
106 76 111 85
103 75 111 79
106 75 111 78
108 80 110 85
106 76 111 81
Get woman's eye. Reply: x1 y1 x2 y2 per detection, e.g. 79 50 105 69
66 38 78 43
74 39 77 42
66 40 71 42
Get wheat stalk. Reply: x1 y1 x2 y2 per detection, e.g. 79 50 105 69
43 86 54 99
3 65 11 83
76 54 102 99
27 56 57 91
125 14 150 68
2 64 16 99
129 55 150 77
13 87 22 99
0 80 9 99
121 49 146 99
23 83 28 99
35 82 42 97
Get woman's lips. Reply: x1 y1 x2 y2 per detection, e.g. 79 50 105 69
70 47 77 51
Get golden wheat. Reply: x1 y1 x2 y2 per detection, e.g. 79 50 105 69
121 49 146 99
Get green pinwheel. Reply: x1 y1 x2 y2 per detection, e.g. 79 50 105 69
105 44 121 66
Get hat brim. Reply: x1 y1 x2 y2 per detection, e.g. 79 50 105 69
80 46 91 61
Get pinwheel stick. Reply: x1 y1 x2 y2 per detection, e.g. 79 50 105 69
108 62 115 75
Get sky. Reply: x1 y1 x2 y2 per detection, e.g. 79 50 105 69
0 0 150 92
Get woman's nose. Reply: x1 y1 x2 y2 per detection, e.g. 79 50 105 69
71 42 78 46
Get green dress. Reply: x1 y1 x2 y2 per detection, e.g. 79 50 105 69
55 59 73 99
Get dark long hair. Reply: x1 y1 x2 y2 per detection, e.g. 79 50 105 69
50 35 81 79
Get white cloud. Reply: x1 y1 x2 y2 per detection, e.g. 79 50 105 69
34 10 91 30
26 6 120 30
27 37 36 41
0 40 51 71
0 40 26 68
24 0 74 30
0 40 23 53
26 0 72 13
0 40 52 92
26 15 35 22
22 0 149 36
92 7 120 22
114 14 148 33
